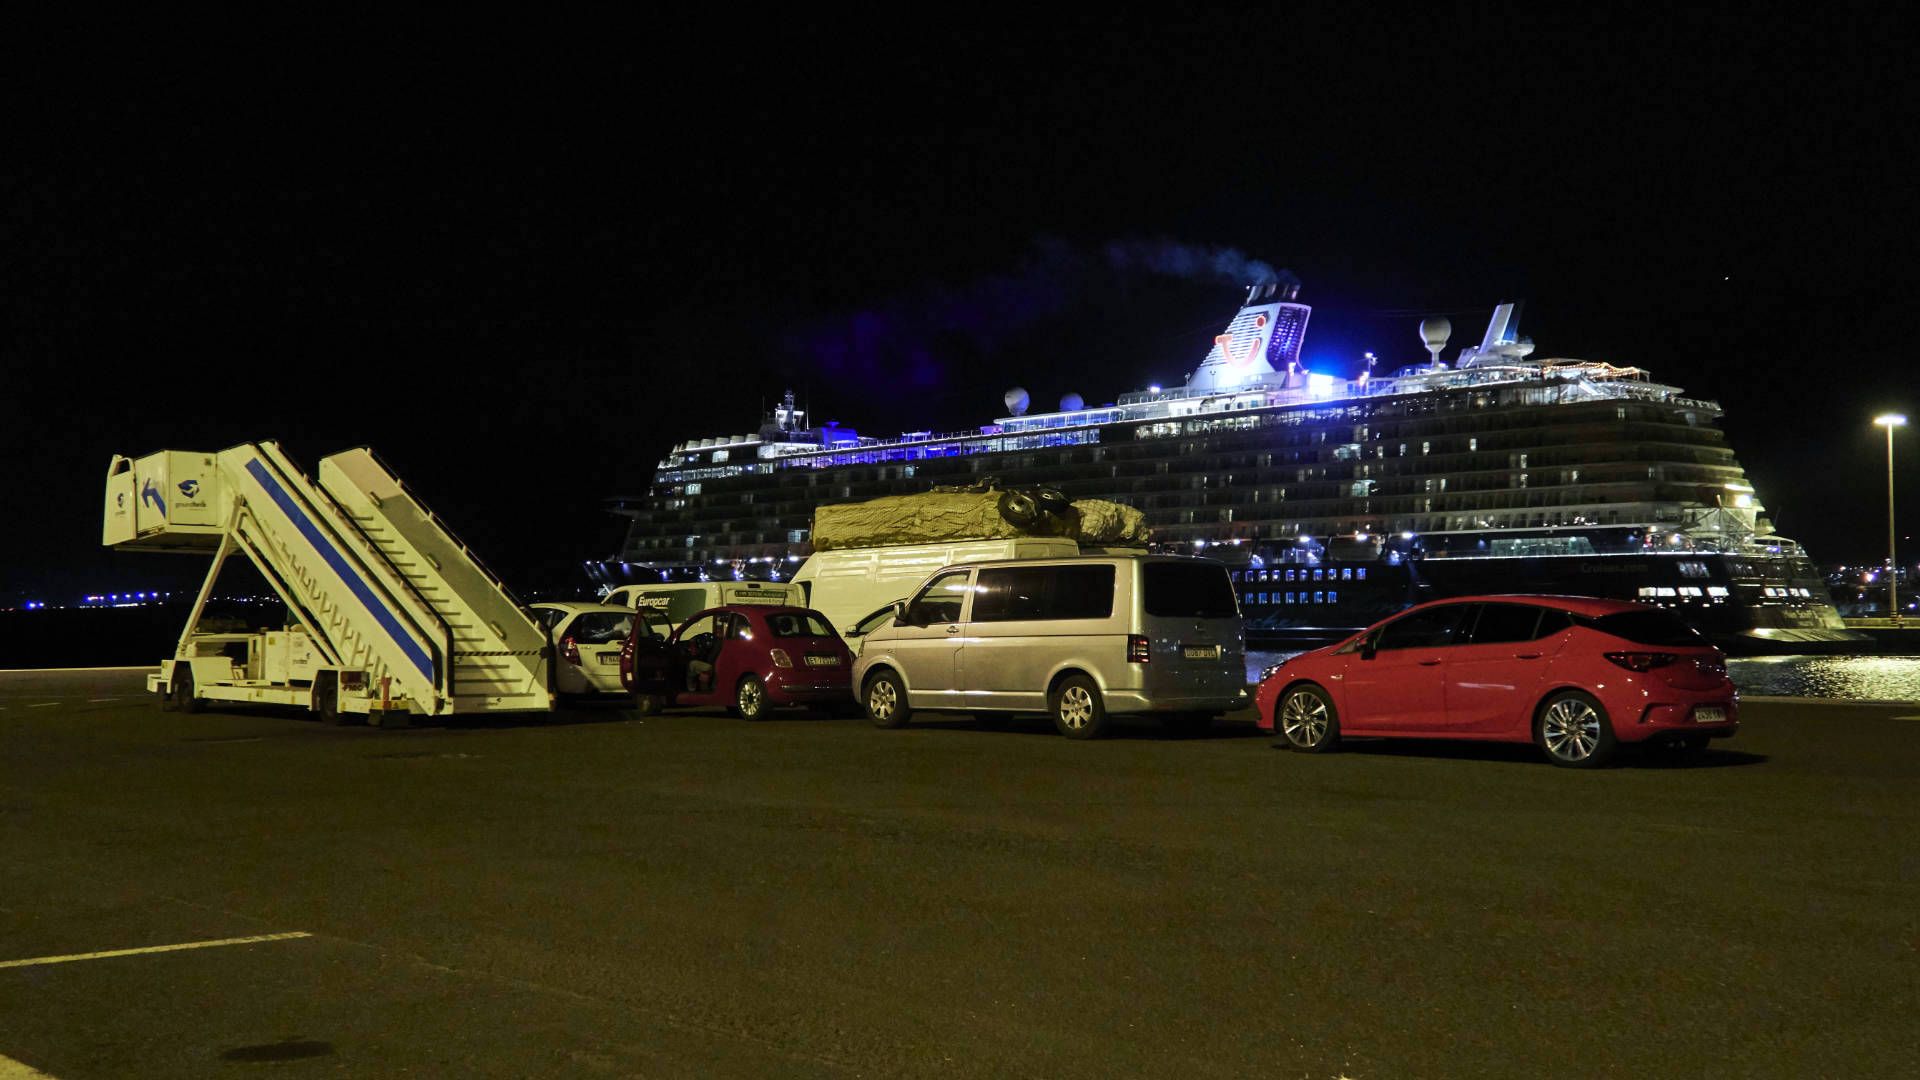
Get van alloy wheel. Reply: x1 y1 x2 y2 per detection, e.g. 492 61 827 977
866 671 910 729
1050 675 1107 739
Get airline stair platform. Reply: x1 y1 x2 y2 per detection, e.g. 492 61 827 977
104 442 554 722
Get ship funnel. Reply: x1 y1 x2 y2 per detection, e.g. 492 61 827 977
1187 280 1312 392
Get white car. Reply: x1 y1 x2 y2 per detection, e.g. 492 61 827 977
531 602 667 697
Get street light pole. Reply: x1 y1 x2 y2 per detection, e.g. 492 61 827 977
1875 414 1906 627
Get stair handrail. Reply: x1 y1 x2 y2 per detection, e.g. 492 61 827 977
252 442 450 707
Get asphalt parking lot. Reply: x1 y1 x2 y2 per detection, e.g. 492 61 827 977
2 669 1916 1078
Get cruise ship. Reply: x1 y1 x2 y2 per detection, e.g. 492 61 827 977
592 282 1864 654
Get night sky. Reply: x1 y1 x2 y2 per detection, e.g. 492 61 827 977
4 13 1913 604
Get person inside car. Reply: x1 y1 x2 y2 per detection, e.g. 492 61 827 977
685 614 726 692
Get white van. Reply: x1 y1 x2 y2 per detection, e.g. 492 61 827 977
792 537 1080 639
850 555 1247 739
602 580 804 626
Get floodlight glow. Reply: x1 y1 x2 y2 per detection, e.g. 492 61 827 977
1874 414 1907 427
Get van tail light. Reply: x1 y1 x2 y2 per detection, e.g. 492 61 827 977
1604 651 1677 672
561 636 580 665
1127 634 1151 663
769 648 794 668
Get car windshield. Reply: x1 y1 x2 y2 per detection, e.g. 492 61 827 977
849 605 898 637
765 612 835 638
1581 609 1706 647
567 612 632 644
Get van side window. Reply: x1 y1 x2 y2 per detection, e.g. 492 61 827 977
972 565 1115 622
907 570 972 625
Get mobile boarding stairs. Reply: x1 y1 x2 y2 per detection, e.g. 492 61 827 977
104 443 555 723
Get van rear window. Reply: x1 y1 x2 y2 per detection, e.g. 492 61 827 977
1143 563 1239 618
1580 610 1705 646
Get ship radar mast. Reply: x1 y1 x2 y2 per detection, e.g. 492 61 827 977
1419 316 1452 371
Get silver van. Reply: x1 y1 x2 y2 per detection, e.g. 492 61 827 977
850 555 1248 738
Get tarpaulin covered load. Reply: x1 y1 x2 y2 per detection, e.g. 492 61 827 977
811 486 1149 551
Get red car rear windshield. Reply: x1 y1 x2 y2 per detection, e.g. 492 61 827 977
765 612 834 638
1579 610 1706 647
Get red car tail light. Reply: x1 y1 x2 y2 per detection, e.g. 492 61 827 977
1604 651 1678 672
1127 634 1151 663
560 636 580 665
769 648 794 668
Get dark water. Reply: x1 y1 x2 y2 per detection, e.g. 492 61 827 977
1245 650 1920 702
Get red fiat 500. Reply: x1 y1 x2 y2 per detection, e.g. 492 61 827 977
1254 595 1737 767
619 605 855 719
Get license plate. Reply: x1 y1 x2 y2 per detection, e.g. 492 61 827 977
597 654 620 666
1182 645 1220 660
805 655 841 666
1693 706 1725 723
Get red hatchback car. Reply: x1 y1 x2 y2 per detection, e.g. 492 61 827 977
1254 595 1738 768
618 605 855 719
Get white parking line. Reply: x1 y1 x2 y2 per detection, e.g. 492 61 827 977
0 932 311 969
85 699 117 703
0 1053 60 1076
26 704 57 709
0 1053 60 1078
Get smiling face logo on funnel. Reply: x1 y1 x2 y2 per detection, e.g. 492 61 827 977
178 479 200 499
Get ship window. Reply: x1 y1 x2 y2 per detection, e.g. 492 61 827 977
1283 593 1292 604
686 483 702 495
1708 585 1730 597
1357 568 1367 580
1313 569 1324 581
1326 591 1337 604
1469 438 1478 451
1285 569 1295 582
1341 568 1352 580
1314 591 1324 603
1422 441 1431 454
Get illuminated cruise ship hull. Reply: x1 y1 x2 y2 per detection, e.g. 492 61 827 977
596 284 1866 655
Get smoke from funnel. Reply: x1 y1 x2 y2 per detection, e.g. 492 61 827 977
1101 239 1293 288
